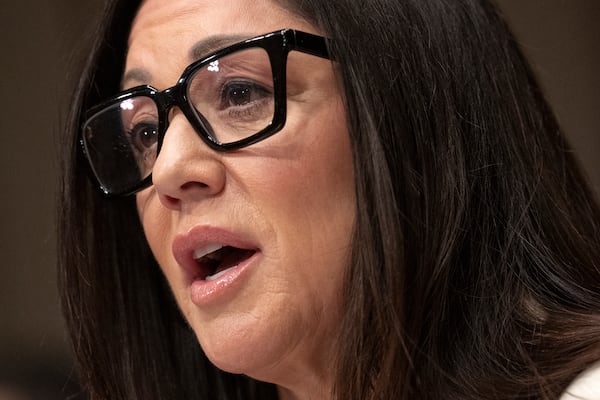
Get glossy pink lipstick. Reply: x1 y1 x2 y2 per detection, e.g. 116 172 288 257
172 226 259 305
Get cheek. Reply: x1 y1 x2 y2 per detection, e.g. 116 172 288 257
136 190 197 316
136 189 156 241
256 98 355 279
278 101 354 222
136 189 174 273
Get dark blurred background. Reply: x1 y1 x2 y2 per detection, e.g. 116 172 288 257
1 1 102 398
1 1 598 398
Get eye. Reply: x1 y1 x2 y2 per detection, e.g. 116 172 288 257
219 80 271 110
127 121 158 152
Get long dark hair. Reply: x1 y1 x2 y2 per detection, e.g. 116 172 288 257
59 0 600 399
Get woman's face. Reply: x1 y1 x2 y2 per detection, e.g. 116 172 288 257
130 0 355 393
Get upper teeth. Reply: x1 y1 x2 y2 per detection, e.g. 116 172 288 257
193 244 223 260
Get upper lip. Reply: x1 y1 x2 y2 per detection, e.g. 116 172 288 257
172 225 259 282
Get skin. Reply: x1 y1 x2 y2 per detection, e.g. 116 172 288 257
130 1 356 399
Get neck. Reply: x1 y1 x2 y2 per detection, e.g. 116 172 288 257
277 381 333 400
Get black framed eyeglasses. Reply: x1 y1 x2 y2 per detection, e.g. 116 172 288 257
80 29 330 196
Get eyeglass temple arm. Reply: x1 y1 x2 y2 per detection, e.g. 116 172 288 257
291 30 331 60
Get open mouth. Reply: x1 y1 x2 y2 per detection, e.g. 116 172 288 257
193 244 256 281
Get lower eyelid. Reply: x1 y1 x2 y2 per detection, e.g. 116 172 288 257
225 97 271 116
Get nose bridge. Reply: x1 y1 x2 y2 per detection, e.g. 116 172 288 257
160 85 182 117
151 84 226 205
156 84 203 154
156 84 189 140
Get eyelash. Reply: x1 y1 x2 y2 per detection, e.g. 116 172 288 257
219 80 271 105
217 80 273 120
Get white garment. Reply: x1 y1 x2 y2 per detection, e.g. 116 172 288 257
560 362 600 400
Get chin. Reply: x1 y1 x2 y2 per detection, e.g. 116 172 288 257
196 329 287 379
188 307 303 383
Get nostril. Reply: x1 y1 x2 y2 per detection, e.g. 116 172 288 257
181 181 209 190
159 193 180 209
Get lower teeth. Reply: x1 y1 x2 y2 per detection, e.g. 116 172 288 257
205 265 237 281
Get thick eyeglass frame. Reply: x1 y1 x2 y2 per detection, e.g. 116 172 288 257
80 28 331 196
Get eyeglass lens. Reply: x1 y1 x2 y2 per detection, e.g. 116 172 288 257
82 47 275 195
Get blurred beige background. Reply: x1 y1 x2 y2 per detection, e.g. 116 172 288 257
0 1 598 398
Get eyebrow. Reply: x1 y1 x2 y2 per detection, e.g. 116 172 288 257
188 34 252 61
121 68 152 89
121 34 252 89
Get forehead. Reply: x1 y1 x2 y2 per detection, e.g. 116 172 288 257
128 0 312 54
125 0 315 87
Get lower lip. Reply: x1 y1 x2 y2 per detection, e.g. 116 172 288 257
189 252 258 306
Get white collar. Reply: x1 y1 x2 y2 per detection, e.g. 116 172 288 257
560 361 600 400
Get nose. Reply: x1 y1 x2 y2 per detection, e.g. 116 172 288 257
150 111 226 210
